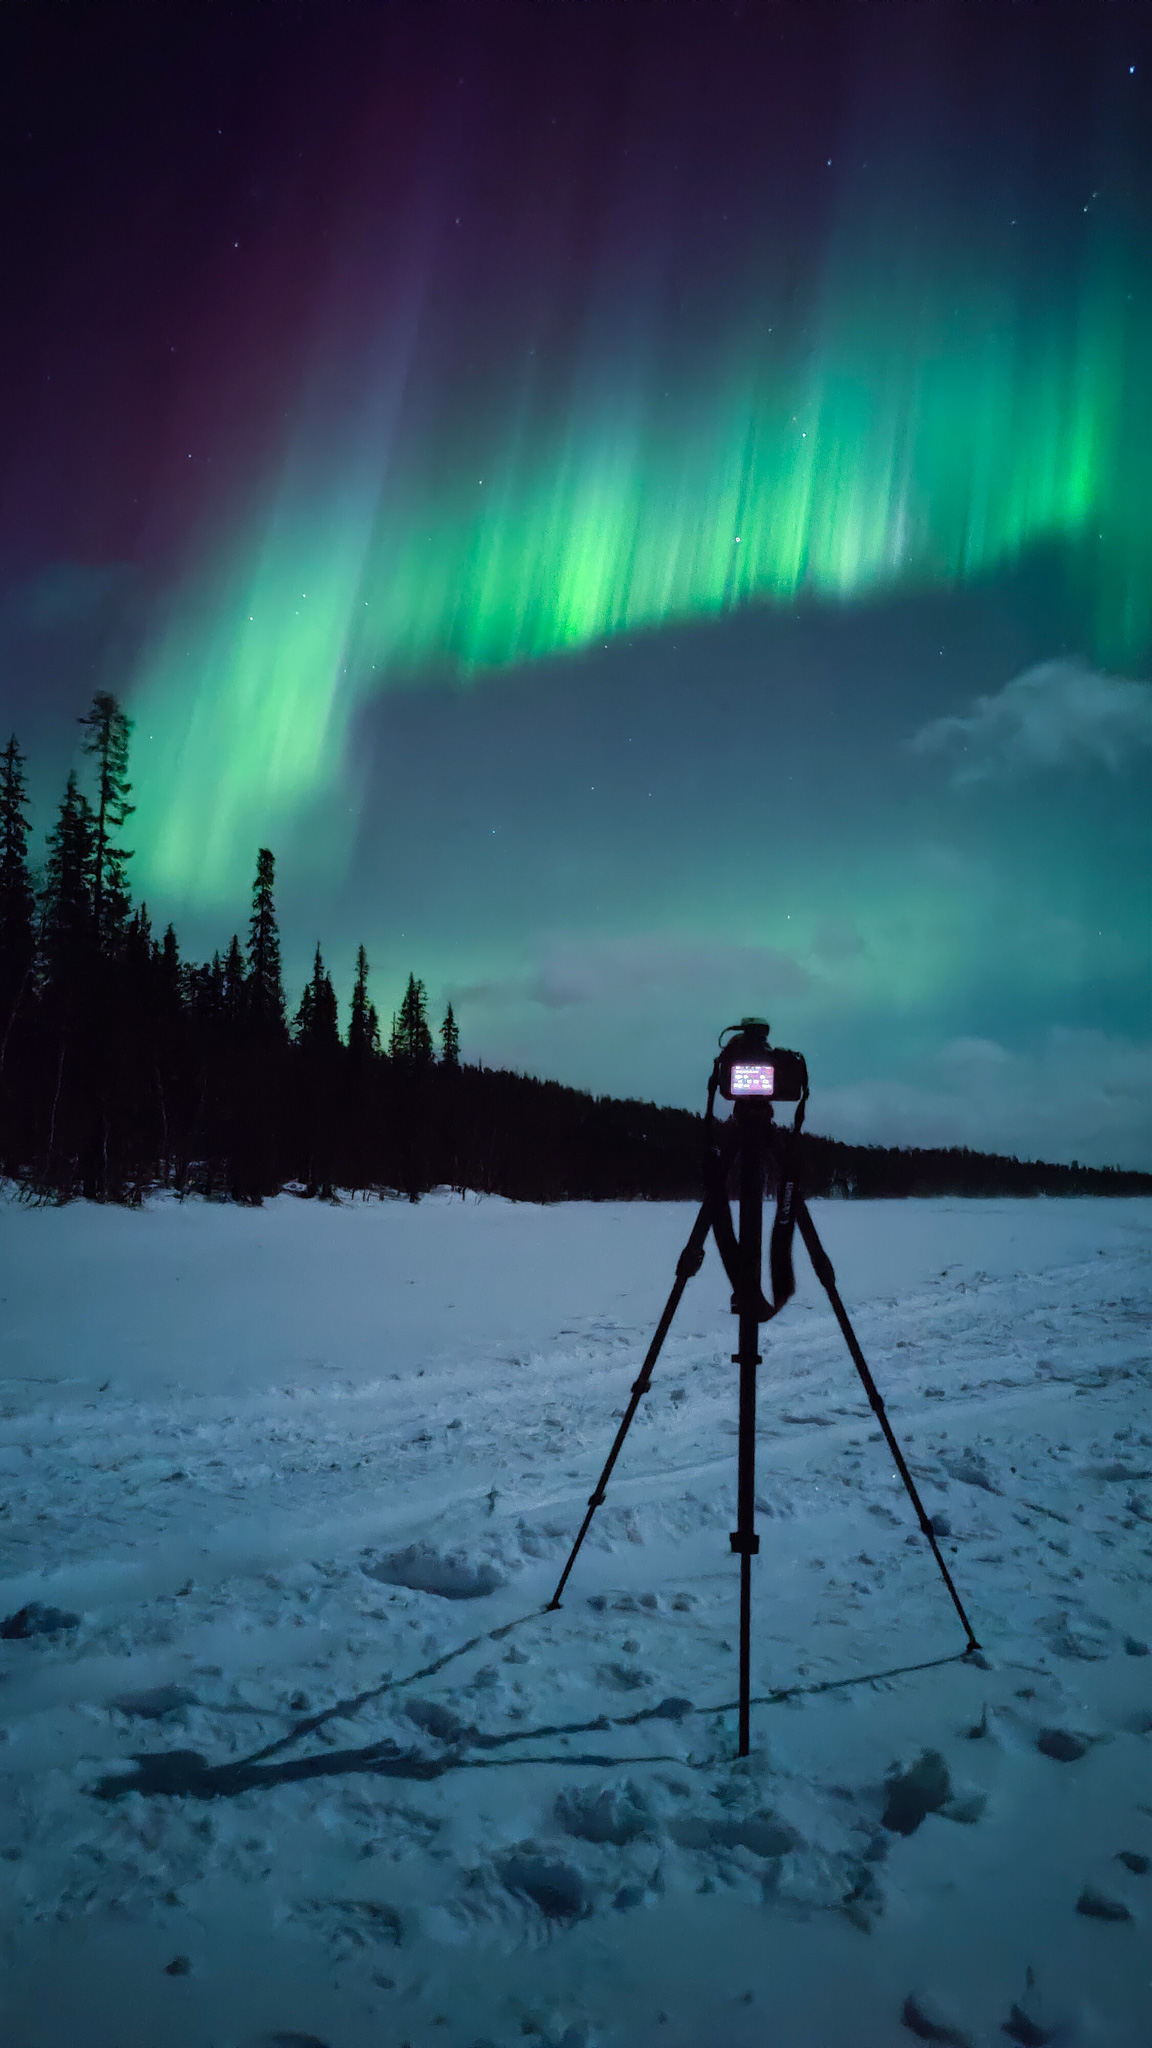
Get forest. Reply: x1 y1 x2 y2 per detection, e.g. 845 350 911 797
1 694 1148 1207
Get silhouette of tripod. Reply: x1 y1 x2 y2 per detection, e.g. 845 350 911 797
548 1020 980 1757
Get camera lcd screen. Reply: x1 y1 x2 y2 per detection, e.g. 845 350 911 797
729 1062 775 1096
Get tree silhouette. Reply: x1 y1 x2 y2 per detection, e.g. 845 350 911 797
439 1002 460 1069
78 692 134 951
1 695 1148 1209
41 771 95 1000
246 849 284 1036
0 735 35 1031
348 944 380 1062
389 973 433 1068
222 933 246 1031
294 943 340 1054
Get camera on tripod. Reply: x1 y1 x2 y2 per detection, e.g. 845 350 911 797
717 1017 807 1104
548 1015 980 1756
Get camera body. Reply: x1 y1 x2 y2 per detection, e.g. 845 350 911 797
716 1018 807 1103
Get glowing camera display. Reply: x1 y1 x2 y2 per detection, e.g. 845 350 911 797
716 1020 807 1103
729 1062 776 1096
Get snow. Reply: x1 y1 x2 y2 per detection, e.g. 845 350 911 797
0 1190 1149 2048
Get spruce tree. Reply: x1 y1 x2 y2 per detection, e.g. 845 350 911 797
439 1002 460 1069
202 949 226 1022
315 946 340 1053
78 692 134 951
222 933 246 1029
0 735 35 1022
158 923 181 1012
389 973 433 1067
293 973 315 1044
246 848 284 1034
348 944 379 1061
294 943 340 1053
41 771 95 996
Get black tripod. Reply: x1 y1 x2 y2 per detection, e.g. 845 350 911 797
548 1021 980 1757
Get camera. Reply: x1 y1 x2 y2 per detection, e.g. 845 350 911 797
716 1018 807 1103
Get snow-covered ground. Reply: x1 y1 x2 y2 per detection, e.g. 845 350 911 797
0 1191 1149 2048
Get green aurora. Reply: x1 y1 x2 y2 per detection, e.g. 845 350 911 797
130 208 1149 904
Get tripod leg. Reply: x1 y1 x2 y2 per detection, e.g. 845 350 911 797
795 1201 981 1654
546 1201 712 1612
731 1131 765 1756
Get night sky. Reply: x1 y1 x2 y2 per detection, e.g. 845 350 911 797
1 1 1149 1165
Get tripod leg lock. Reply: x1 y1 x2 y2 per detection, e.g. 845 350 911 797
729 1530 760 1555
588 1490 607 1509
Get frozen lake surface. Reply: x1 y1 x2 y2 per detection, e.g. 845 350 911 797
0 1192 1149 2048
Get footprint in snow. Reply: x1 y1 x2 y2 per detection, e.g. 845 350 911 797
1035 1728 1089 1762
361 1543 504 1599
596 1662 651 1692
883 1752 953 1836
405 1696 472 1744
110 1685 196 1721
1076 1884 1132 1921
1 1602 80 1639
900 1991 971 2044
1000 2004 1057 2047
500 1851 590 1923
668 1810 797 1858
555 1781 652 1846
253 2036 332 2048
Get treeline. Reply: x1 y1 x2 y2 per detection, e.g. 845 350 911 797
1 695 1148 1206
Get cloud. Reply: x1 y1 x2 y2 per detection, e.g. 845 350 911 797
910 659 1152 782
454 932 810 1018
813 1028 1152 1170
525 932 811 1012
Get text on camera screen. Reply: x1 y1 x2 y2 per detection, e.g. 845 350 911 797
729 1062 775 1095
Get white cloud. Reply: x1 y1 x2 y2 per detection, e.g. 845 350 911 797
910 659 1152 782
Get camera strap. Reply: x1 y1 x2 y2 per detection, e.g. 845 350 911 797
703 1085 806 1324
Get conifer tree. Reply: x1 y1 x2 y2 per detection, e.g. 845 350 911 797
159 923 181 1009
203 949 226 1020
389 973 433 1067
41 771 95 995
293 972 314 1044
294 943 339 1054
78 692 134 950
439 1002 460 1068
222 933 246 1028
125 900 152 963
246 848 284 1034
348 944 379 1061
0 735 35 1021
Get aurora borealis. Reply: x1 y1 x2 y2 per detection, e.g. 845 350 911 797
2 1 1149 1163
135 230 1148 900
